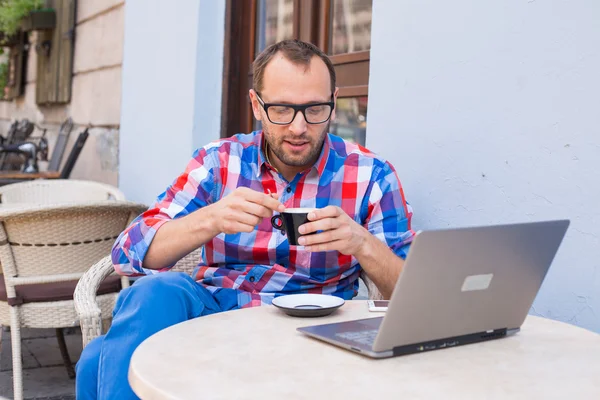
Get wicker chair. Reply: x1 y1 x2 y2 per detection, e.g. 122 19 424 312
0 179 126 204
74 249 384 349
75 250 202 347
0 180 128 386
0 202 147 400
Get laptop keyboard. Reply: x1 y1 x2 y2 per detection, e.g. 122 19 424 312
336 329 379 346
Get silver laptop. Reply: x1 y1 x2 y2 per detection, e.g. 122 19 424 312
297 219 570 358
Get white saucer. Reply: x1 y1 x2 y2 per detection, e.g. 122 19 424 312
271 294 345 317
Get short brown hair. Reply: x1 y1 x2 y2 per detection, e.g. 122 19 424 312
252 39 336 94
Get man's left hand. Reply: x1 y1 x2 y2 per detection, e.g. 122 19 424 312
297 206 368 255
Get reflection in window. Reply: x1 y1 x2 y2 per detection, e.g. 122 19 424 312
330 97 368 146
254 0 294 131
330 0 373 55
255 0 294 55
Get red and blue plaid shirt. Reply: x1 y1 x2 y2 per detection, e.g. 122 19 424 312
112 131 415 308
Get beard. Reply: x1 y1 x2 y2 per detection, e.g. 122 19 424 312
263 122 329 168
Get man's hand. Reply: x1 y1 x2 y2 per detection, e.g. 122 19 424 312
296 205 405 299
296 206 369 256
143 187 283 270
207 187 285 235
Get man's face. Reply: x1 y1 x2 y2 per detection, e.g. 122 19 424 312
250 54 337 175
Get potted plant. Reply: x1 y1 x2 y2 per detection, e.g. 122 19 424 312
0 30 18 46
0 0 53 40
0 60 9 100
21 5 55 31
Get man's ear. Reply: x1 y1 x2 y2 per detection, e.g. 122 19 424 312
331 87 339 121
248 89 263 121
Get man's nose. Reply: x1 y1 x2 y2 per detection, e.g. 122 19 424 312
289 110 307 134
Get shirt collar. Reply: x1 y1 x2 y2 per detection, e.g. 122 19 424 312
256 132 270 177
312 134 331 176
255 131 333 178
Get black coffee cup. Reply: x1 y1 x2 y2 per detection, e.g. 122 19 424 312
271 208 316 246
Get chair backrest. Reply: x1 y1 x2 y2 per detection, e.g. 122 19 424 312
0 179 126 204
47 117 74 172
171 248 202 275
0 119 35 171
0 120 18 170
0 202 148 278
12 119 34 142
60 128 88 179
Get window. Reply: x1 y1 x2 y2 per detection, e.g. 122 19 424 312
222 0 372 145
255 0 294 54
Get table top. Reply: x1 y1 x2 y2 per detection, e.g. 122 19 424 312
129 300 600 400
0 171 60 179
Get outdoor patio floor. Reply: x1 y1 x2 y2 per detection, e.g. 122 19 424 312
0 327 80 400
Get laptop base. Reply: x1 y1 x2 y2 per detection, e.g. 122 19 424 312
298 323 518 359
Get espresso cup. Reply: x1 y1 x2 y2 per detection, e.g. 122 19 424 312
271 208 317 246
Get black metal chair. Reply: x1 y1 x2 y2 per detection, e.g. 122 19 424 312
60 128 88 179
0 118 73 174
0 119 36 171
0 128 88 186
47 117 74 174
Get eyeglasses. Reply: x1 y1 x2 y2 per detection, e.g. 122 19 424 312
255 92 334 125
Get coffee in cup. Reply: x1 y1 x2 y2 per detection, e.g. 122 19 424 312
271 208 317 246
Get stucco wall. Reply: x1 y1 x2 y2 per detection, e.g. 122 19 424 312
0 0 124 185
368 0 600 332
119 0 225 204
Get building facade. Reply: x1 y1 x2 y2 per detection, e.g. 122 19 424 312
1 0 597 334
0 0 124 185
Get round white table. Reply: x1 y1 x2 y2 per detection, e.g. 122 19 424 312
129 301 600 399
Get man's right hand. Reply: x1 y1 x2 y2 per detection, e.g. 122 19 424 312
143 187 284 270
206 187 285 235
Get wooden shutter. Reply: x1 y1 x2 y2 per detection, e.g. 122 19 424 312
36 0 75 104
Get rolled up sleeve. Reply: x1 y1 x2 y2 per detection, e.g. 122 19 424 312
111 148 217 276
364 162 415 260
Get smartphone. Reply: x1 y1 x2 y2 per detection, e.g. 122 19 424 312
367 300 389 312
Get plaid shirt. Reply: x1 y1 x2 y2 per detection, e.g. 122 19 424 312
112 131 414 308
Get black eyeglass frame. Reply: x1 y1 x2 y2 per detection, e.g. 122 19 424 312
255 92 335 125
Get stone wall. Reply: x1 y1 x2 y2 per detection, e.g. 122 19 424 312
0 0 125 185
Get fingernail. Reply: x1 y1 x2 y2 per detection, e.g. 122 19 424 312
308 213 315 220
298 237 306 245
298 226 305 234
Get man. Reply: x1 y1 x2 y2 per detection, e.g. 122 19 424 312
76 39 415 399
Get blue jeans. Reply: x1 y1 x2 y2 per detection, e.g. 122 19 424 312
75 272 239 399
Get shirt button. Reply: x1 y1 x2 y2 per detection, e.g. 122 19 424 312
286 187 292 193
249 276 255 282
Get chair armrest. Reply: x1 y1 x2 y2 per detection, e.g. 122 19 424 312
8 273 84 286
360 270 384 300
74 255 116 348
